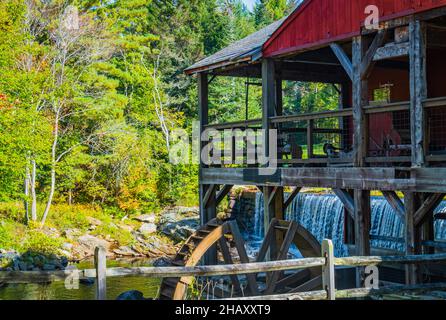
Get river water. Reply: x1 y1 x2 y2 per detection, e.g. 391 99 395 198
0 258 160 300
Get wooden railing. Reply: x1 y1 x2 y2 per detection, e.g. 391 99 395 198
1 240 446 300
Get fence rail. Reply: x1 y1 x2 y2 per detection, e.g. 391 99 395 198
1 240 446 300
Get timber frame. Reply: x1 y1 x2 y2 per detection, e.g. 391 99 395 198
193 7 446 288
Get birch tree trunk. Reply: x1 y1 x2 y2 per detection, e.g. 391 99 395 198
41 107 60 226
31 159 37 221
24 164 30 224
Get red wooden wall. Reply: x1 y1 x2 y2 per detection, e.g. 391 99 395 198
264 0 446 57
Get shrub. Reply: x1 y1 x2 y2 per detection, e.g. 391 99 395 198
23 230 63 256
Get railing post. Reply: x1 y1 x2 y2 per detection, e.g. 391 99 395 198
95 246 107 300
322 239 336 300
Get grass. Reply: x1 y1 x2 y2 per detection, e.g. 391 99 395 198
0 202 140 257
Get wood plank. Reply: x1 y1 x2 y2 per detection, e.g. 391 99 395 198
284 187 301 211
218 238 242 292
361 29 387 79
409 20 427 167
216 185 233 205
330 43 353 81
333 189 355 219
354 189 371 287
404 192 417 285
382 191 405 219
264 221 298 295
94 247 107 300
414 193 445 226
352 36 368 167
228 221 260 296
257 218 278 263
322 239 336 300
373 42 409 61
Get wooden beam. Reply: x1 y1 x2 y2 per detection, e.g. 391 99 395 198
382 191 405 219
404 192 417 285
203 184 218 209
361 29 387 79
352 36 369 167
330 43 353 81
307 120 314 159
216 185 233 205
333 189 355 219
414 193 445 226
409 20 427 167
284 187 301 211
262 59 275 160
354 189 371 287
373 42 409 61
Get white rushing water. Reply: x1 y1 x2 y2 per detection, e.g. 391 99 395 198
248 193 446 258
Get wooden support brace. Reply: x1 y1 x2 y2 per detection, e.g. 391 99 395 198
330 43 353 81
414 193 445 226
361 29 387 79
333 189 355 219
216 185 233 205
284 187 302 211
203 184 219 209
382 191 405 219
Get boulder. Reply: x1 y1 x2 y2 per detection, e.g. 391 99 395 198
74 235 111 258
138 223 157 235
113 246 141 257
116 290 147 300
86 217 103 226
63 228 82 240
134 214 156 224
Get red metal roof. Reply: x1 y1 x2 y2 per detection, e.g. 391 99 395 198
263 0 446 58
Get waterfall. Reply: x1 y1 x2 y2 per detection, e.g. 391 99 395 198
248 192 446 258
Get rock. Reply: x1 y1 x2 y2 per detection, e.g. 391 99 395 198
116 290 146 300
80 278 95 286
113 246 141 257
118 224 134 232
134 214 156 224
138 223 157 235
43 264 56 271
63 228 82 240
153 257 172 267
18 261 28 271
75 235 111 258
86 217 103 226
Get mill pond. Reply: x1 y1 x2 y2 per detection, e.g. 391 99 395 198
2 192 446 300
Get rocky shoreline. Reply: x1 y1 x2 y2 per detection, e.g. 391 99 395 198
0 206 200 272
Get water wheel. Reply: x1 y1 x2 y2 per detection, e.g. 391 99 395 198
157 218 322 300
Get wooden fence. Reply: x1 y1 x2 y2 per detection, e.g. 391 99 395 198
1 240 446 300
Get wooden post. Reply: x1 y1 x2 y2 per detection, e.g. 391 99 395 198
262 59 276 161
352 36 368 167
409 19 427 167
94 246 107 300
263 187 284 260
198 72 209 227
404 192 417 285
322 239 336 300
354 189 371 287
307 120 314 159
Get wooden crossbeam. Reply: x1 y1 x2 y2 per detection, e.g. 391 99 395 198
333 189 355 219
284 187 302 211
218 238 242 292
361 29 387 79
330 43 353 81
257 219 279 263
216 185 233 205
382 191 405 219
203 184 219 209
414 193 445 226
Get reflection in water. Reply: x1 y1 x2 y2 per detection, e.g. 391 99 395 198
0 259 160 300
